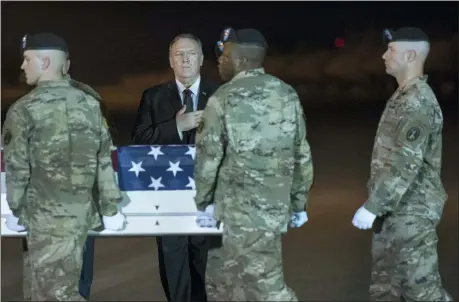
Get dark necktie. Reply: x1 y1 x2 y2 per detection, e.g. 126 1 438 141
183 89 194 143
183 89 193 113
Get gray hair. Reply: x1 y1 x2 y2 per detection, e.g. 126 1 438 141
169 33 203 54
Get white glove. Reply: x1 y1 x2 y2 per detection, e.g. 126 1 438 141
195 205 217 228
5 214 26 232
289 211 308 228
352 206 376 230
102 211 126 231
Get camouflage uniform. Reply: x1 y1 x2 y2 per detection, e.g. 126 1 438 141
205 236 226 301
194 68 314 301
363 75 452 301
2 77 122 301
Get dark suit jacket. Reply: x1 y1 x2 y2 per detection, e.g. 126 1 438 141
131 78 219 145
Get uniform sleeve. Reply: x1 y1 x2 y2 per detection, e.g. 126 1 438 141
363 110 431 216
96 110 122 216
290 93 314 212
194 95 226 211
2 104 31 218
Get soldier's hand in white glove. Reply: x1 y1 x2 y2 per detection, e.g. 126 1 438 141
102 211 126 231
195 204 217 228
289 211 308 228
5 214 26 232
352 206 376 230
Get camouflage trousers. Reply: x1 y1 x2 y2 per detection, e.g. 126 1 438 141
205 236 226 301
23 216 89 301
370 215 452 301
206 224 297 301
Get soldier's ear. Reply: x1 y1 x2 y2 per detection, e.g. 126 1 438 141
63 59 71 74
41 56 51 71
236 56 247 67
405 49 416 63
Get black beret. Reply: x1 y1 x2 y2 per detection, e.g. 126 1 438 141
21 32 68 53
383 27 430 45
215 27 268 58
221 27 268 48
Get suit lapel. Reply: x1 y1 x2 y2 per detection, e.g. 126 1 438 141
197 80 210 111
167 81 183 113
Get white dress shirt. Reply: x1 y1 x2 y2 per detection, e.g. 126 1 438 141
175 76 201 140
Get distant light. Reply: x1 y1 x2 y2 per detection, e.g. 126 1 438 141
335 37 344 48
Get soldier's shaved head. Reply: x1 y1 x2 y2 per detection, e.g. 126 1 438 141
21 49 70 85
217 28 268 81
232 44 266 68
218 42 267 81
382 40 430 87
381 27 432 87
36 49 70 75
393 41 430 64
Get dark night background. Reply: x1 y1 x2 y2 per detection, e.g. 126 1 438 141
1 1 458 301
1 1 458 118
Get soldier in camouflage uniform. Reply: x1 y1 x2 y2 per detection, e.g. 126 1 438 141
351 27 453 301
194 28 313 301
2 33 127 301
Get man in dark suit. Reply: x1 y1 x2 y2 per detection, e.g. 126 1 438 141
131 33 219 302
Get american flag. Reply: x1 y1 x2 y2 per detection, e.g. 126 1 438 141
117 145 196 192
1 145 221 236
115 145 201 216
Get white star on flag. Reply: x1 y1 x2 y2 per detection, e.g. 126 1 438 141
185 177 196 190
167 161 183 177
128 161 145 177
185 146 196 160
147 146 164 160
148 176 165 191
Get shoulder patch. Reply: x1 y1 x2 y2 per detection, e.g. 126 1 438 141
406 126 421 142
395 119 428 148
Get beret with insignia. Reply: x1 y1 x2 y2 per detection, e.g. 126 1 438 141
383 27 430 45
215 27 268 57
21 32 68 54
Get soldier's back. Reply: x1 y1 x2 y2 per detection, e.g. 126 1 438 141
217 69 303 232
18 80 104 215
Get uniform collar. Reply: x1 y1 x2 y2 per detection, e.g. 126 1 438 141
36 75 71 88
231 68 265 82
398 74 428 92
